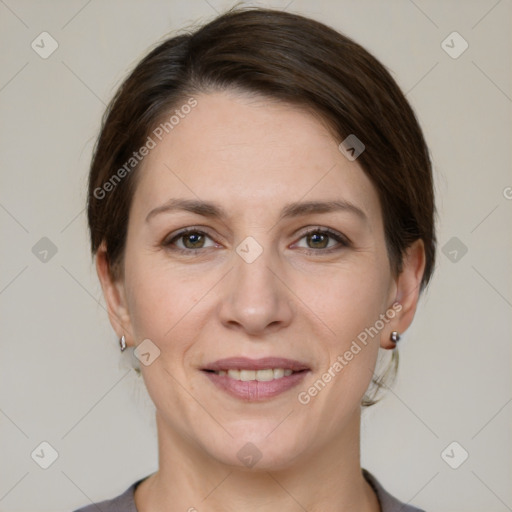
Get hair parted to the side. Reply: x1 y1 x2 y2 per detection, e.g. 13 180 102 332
87 6 436 407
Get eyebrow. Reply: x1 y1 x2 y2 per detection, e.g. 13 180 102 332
145 198 367 223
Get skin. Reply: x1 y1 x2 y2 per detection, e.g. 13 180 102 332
96 90 425 512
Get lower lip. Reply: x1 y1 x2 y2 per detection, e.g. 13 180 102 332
203 371 308 401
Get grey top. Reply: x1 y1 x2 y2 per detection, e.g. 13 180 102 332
72 468 426 512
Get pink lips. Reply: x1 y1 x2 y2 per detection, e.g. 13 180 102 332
203 357 310 372
202 357 310 402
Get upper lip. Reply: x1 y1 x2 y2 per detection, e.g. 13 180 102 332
202 357 310 372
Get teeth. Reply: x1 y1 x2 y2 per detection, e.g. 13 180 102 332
254 369 274 381
228 369 240 379
216 368 296 381
273 368 284 379
240 370 256 381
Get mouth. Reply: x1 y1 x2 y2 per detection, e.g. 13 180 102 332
206 368 297 381
201 357 310 401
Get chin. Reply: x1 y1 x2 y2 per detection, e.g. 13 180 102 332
204 429 310 472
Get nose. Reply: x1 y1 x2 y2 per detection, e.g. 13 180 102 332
218 240 294 336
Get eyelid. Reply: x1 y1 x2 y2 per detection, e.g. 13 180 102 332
292 226 351 251
163 227 218 250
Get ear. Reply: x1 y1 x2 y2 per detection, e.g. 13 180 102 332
381 239 426 349
95 241 135 348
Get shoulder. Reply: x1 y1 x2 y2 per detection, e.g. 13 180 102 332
71 477 146 512
363 469 427 512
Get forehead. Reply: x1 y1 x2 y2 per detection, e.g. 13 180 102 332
132 90 381 223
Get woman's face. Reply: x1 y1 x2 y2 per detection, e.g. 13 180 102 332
103 90 415 469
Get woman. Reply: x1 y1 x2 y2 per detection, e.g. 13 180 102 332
76 7 435 512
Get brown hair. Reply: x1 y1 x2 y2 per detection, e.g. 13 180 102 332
87 6 436 405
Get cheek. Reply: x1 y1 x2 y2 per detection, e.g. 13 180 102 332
299 260 390 391
308 263 390 340
124 253 209 349
124 251 175 340
296 271 386 424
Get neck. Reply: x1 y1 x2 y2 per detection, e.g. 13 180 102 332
135 410 380 512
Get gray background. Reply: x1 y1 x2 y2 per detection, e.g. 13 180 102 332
0 1 511 511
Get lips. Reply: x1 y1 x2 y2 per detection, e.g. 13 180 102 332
202 357 310 372
201 357 310 401
217 368 294 381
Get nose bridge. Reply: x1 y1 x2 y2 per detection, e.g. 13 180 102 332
219 232 293 334
235 235 277 294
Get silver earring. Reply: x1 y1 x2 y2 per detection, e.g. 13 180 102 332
390 331 400 344
119 335 127 352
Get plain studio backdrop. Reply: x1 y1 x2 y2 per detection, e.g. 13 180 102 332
0 1 510 511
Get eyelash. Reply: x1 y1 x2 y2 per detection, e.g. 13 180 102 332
162 227 350 255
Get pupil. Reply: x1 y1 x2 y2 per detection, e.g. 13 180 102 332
185 233 203 248
309 233 327 248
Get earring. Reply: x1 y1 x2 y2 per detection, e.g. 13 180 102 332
390 331 400 344
119 335 127 352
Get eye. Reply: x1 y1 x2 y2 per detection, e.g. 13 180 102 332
163 228 217 252
294 228 350 253
163 227 350 255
